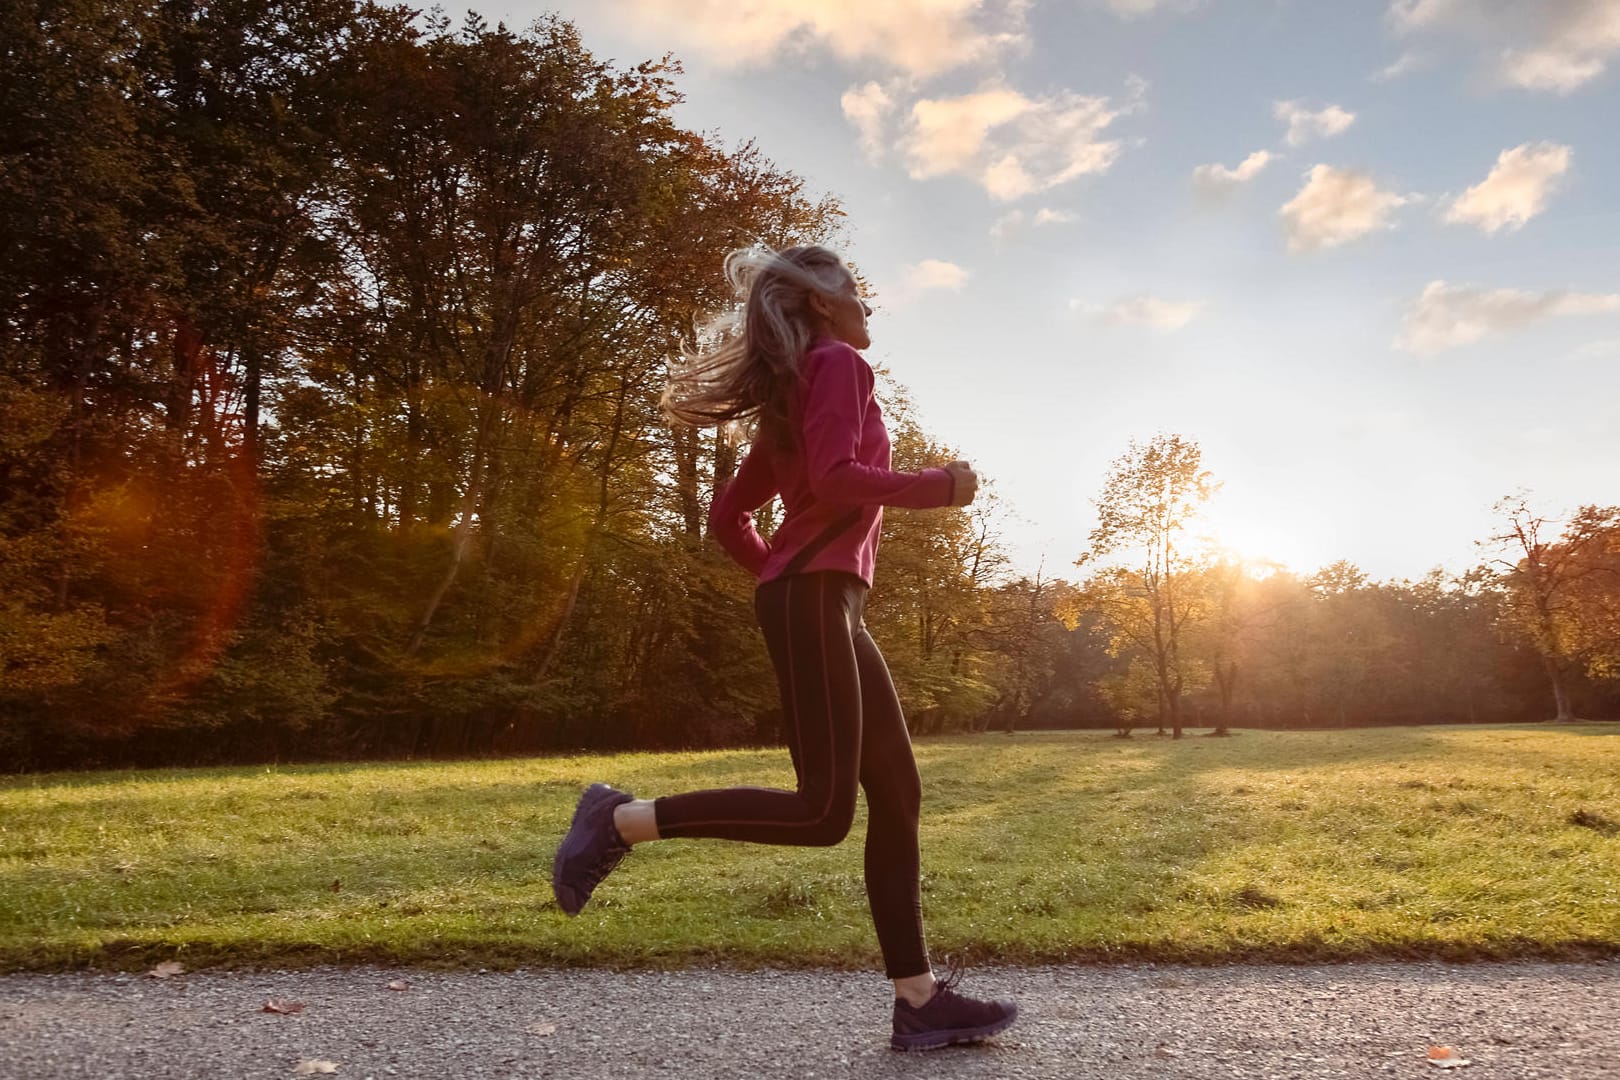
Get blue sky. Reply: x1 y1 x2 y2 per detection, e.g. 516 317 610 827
483 0 1620 582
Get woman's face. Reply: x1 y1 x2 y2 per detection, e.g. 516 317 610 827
811 269 873 350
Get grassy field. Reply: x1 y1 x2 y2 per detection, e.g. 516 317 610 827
1 725 1617 973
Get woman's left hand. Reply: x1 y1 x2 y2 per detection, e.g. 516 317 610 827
943 460 979 506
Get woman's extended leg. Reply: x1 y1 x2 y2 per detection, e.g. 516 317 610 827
850 619 931 988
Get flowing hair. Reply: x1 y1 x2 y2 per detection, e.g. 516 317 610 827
661 244 852 451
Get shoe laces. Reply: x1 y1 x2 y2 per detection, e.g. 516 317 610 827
933 955 968 999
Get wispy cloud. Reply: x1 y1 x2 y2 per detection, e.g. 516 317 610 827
1390 0 1620 94
1192 149 1274 194
841 81 899 162
1076 294 1204 330
1281 166 1410 252
989 210 1025 240
1569 337 1620 362
1371 49 1429 81
608 0 1027 78
1396 280 1620 354
1445 142 1571 234
989 206 1078 239
875 80 1139 202
1274 101 1356 146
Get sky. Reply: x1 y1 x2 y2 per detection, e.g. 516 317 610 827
477 0 1620 583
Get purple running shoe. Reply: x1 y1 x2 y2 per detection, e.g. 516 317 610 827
891 959 1018 1051
551 783 634 916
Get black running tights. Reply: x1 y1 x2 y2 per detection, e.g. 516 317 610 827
654 570 929 979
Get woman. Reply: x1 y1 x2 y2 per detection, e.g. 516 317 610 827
551 244 1018 1051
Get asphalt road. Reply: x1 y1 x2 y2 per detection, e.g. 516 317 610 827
2 960 1617 1079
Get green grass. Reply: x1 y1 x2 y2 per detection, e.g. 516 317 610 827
2 725 1618 972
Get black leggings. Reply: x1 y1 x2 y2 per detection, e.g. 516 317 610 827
654 570 929 979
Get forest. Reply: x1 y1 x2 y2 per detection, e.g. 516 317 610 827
3 2 1618 771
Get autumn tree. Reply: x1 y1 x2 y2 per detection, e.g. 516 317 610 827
1077 434 1216 738
1483 495 1620 721
864 390 1001 733
1187 556 1274 736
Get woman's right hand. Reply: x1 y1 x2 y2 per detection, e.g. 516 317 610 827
943 460 979 507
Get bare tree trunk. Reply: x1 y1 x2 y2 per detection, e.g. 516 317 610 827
672 424 702 537
1544 654 1574 722
1213 660 1237 736
534 372 632 680
707 431 737 544
405 463 485 656
1170 674 1184 739
243 343 262 466
534 549 589 682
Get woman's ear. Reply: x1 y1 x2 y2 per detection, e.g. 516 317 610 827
805 289 833 322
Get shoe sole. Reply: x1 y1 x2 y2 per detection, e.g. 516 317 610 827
890 1003 1018 1051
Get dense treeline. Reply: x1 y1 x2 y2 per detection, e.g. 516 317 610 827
2 5 1616 771
1056 439 1620 739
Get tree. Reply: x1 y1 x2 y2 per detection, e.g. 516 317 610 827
1484 494 1620 721
865 390 998 733
1187 556 1274 736
1078 434 1217 738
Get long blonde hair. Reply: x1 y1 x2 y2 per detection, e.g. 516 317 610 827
661 244 852 450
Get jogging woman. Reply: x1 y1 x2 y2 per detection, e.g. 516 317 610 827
551 244 1018 1052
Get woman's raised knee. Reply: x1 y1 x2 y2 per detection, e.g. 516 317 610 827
801 800 857 846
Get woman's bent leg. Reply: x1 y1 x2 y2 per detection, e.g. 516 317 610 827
853 622 930 980
653 572 864 847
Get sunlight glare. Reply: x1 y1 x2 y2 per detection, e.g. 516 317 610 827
1197 499 1309 576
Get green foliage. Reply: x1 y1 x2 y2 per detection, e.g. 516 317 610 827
3 6 1615 771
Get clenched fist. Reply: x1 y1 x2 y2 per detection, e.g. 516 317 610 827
943 460 979 507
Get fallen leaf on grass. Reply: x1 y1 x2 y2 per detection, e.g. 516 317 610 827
148 961 185 979
1427 1046 1471 1068
385 979 410 992
526 1022 558 1036
293 1059 339 1075
263 999 306 1015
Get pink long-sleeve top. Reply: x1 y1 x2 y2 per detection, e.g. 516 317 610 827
707 337 956 587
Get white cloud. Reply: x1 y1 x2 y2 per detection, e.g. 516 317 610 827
1445 142 1571 233
1501 48 1607 93
1390 0 1620 94
1280 165 1410 253
903 259 971 295
1092 0 1204 16
1192 149 1274 193
841 81 898 162
1396 280 1620 354
1034 207 1078 225
899 83 1133 201
607 0 1027 78
1274 101 1356 146
1079 294 1204 330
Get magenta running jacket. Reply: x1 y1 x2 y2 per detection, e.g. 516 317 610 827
706 337 956 587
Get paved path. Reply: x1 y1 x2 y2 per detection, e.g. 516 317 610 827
2 961 1617 1079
